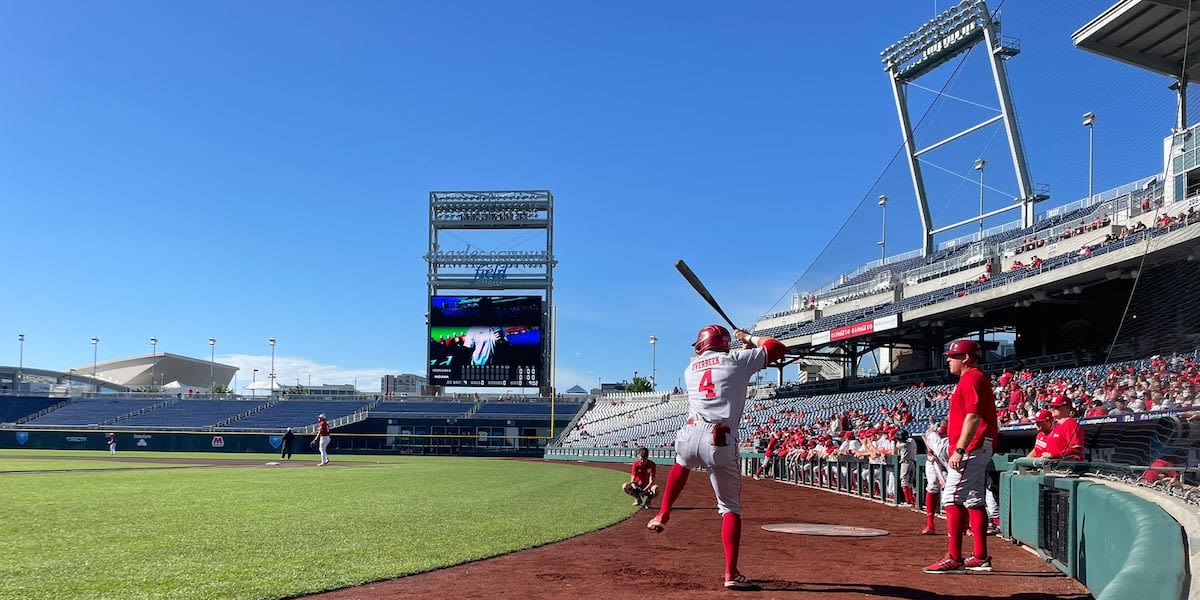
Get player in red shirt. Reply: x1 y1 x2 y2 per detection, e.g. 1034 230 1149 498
313 413 331 466
753 430 782 480
647 325 785 590
1026 410 1054 458
1046 395 1085 461
924 339 999 574
622 446 659 508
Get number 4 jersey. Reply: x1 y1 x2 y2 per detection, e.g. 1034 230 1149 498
683 347 770 426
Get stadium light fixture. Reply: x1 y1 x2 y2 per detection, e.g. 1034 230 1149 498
150 337 158 391
974 159 986 240
208 337 216 392
878 195 888 262
1083 112 1096 203
91 337 99 392
17 333 24 387
269 337 277 396
649 336 657 390
252 369 258 398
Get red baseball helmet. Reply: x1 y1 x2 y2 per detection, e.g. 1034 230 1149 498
944 339 982 357
693 325 731 354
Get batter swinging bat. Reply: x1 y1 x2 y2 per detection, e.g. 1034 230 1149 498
674 259 739 331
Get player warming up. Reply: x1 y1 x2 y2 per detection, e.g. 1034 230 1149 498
924 339 999 574
623 446 659 509
647 325 785 590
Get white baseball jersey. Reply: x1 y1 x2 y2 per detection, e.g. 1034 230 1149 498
682 347 768 425
673 346 768 516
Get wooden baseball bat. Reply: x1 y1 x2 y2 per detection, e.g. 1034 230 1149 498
674 259 739 331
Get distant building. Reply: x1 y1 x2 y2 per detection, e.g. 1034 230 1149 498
381 374 425 396
295 384 358 396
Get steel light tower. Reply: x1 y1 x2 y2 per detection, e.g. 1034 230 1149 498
974 159 987 239
150 337 158 390
17 333 24 387
648 335 657 390
252 368 258 398
91 337 99 392
208 337 216 391
1083 112 1096 203
877 195 888 262
269 337 277 396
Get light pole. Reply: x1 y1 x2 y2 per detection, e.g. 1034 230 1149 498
91 337 99 392
648 336 657 390
877 195 888 262
149 337 158 391
1083 112 1096 203
252 369 258 398
208 337 216 392
269 337 276 396
974 159 987 240
17 333 24 387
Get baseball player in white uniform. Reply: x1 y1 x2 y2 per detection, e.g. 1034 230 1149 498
922 423 949 535
647 325 784 590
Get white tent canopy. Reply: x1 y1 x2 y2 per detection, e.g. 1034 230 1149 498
245 380 285 391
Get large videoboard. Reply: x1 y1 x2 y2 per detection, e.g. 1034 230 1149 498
428 295 543 387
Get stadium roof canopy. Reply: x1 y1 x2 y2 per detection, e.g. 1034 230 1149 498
69 352 238 391
1073 0 1200 82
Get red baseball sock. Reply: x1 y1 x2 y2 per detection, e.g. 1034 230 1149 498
903 487 915 505
968 508 989 559
656 463 690 523
924 492 938 528
944 504 965 561
722 512 742 579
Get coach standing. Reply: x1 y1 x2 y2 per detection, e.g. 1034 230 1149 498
924 339 998 574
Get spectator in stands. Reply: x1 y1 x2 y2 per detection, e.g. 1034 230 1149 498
623 446 659 509
313 413 331 466
1083 399 1109 418
1025 410 1054 458
1046 395 1084 461
1109 398 1131 416
281 427 295 460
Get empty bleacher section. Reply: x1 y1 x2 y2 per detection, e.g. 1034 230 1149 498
118 399 265 429
225 399 372 429
0 396 65 424
24 397 168 427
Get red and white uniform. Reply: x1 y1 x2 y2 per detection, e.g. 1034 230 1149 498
677 344 771 515
1048 418 1085 461
1032 429 1053 457
944 367 999 509
317 416 331 465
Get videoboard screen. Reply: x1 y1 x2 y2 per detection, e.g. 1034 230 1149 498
428 295 543 387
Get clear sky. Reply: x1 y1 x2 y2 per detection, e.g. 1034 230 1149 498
0 1 1184 393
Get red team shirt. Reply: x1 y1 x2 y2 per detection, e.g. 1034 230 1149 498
1048 418 1084 460
1032 430 1052 456
318 418 330 436
946 367 999 452
631 458 656 487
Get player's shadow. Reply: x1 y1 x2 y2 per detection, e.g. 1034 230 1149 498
752 580 1090 599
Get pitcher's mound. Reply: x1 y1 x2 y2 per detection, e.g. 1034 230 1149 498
762 523 888 537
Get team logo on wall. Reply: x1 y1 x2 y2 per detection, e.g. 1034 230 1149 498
15 432 28 445
211 436 225 448
268 436 282 449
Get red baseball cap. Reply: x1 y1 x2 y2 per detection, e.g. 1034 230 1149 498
1047 394 1071 408
1034 409 1053 422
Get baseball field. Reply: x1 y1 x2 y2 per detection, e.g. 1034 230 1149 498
0 450 631 600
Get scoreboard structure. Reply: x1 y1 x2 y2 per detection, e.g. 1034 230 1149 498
425 191 556 392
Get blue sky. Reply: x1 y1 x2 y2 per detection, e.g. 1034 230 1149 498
0 1 1182 393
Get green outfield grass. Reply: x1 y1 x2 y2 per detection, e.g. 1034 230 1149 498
0 450 632 600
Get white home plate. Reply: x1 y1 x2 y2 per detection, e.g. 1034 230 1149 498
762 523 889 537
